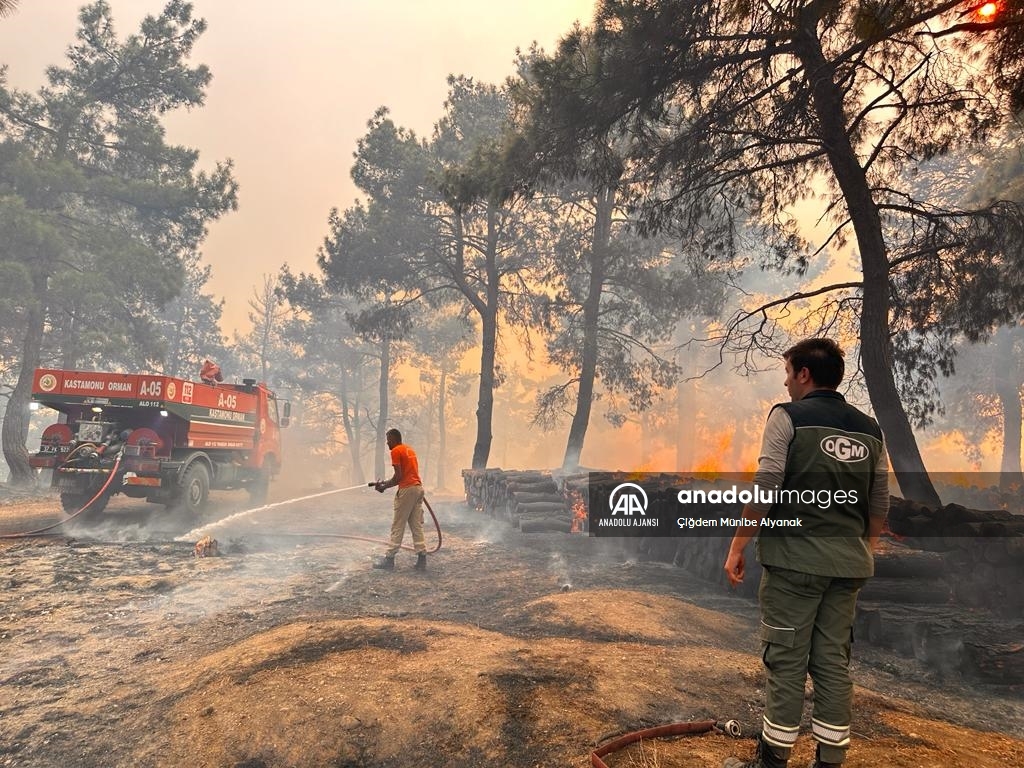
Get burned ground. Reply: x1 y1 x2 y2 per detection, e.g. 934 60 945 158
1 489 1022 768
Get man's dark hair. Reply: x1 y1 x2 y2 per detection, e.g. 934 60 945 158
386 428 402 443
784 338 845 389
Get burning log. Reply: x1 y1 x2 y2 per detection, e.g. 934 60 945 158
193 536 219 558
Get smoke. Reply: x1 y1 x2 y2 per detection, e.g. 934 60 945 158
548 550 572 591
261 320 1006 526
51 488 401 633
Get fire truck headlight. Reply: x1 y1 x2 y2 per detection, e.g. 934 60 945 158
29 402 40 411
160 410 169 417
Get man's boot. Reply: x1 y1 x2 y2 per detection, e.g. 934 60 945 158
414 552 426 571
722 736 789 768
372 554 395 570
807 745 841 768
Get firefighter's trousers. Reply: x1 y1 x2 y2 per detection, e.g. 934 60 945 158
758 565 867 765
385 484 426 557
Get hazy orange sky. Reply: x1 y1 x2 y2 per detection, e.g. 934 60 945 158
0 0 597 334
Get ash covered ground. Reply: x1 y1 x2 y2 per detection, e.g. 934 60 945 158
1 486 1022 768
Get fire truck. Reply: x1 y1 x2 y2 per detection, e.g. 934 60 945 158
28 368 290 517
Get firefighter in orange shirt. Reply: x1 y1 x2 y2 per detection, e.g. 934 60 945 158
372 428 427 571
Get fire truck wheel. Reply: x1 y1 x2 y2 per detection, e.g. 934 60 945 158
248 470 270 506
60 490 110 517
177 462 210 516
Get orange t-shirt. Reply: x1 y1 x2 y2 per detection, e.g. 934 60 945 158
390 443 422 489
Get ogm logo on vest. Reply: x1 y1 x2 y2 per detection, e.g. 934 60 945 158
608 482 648 515
820 435 869 463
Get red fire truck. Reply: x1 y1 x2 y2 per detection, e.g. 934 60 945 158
28 368 289 517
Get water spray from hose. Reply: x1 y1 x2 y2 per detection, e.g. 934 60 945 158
175 483 369 542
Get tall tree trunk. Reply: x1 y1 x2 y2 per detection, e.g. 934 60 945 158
339 370 365 485
796 18 940 507
437 365 448 489
563 187 614 470
674 323 698 471
996 384 1022 486
375 334 391 480
166 305 186 378
676 379 696 471
471 205 500 470
59 308 80 371
994 330 1023 488
2 284 46 486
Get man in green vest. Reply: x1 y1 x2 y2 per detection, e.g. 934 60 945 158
722 338 889 768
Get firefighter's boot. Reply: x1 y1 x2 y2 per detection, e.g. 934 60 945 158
372 554 395 570
807 745 841 768
414 552 426 571
722 736 789 768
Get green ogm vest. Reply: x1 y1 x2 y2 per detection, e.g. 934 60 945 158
755 389 885 578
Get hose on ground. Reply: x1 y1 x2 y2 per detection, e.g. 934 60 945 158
0 457 122 540
254 495 443 553
4 479 444 557
590 719 717 768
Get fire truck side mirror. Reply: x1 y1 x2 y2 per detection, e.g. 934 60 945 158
281 401 291 428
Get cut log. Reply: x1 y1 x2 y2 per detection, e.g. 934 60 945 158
873 550 946 579
513 501 567 517
962 640 1024 684
854 607 884 645
506 481 558 494
860 578 951 605
508 491 565 505
519 517 572 534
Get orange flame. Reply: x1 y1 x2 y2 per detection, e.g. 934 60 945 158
693 430 733 475
626 463 654 482
977 2 999 19
943 471 983 489
568 490 588 534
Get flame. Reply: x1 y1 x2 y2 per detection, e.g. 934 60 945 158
692 430 733 475
977 2 999 19
568 490 588 534
943 471 982 490
881 519 905 543
626 463 654 482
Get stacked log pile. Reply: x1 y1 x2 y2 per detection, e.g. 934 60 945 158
887 497 1024 617
462 468 575 533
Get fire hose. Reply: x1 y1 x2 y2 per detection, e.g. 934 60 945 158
2 473 443 556
177 483 442 553
0 456 123 539
590 719 741 768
